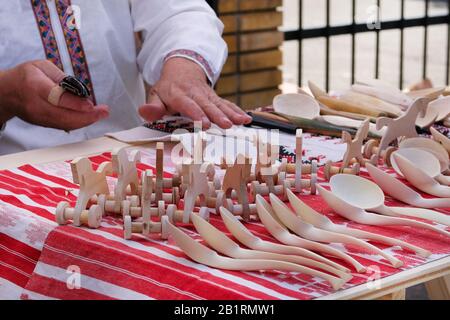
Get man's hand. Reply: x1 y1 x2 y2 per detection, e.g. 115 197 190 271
0 60 109 131
138 57 252 129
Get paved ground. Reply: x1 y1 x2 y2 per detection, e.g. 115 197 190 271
281 0 449 92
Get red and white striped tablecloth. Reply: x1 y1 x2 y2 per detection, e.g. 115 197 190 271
1 150 450 300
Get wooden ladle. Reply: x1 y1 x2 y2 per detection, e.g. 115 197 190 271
255 194 362 273
269 193 403 268
318 184 450 239
191 212 352 284
366 163 450 209
330 174 450 228
286 189 431 257
273 93 383 135
165 216 346 291
219 207 351 279
390 148 450 186
430 127 450 156
393 153 450 198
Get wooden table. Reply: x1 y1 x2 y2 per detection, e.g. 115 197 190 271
1 137 449 300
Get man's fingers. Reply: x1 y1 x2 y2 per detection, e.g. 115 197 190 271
139 93 167 122
221 99 252 124
216 99 251 125
59 92 95 112
171 96 211 128
47 104 110 131
191 95 233 129
32 60 66 83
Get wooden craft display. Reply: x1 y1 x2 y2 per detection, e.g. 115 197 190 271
55 157 112 228
111 147 141 213
222 154 253 221
374 98 429 161
342 119 375 168
324 161 360 181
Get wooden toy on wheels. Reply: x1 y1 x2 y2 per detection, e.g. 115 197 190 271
363 139 396 167
222 154 253 221
55 157 112 227
341 119 375 167
56 201 102 229
324 161 360 181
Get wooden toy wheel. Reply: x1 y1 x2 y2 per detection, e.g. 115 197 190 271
87 205 102 229
215 191 227 213
324 161 332 181
97 194 106 215
165 204 176 222
364 139 378 158
310 174 317 195
55 201 70 225
161 216 169 240
123 215 132 240
122 200 131 218
158 200 166 217
384 147 396 167
130 195 140 207
199 207 210 221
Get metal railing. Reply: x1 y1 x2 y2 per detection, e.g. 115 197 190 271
208 0 450 91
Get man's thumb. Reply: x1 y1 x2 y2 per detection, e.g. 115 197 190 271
138 93 167 122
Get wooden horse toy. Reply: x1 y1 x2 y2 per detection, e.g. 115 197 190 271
56 157 112 228
341 119 371 168
222 154 253 221
111 147 141 214
375 97 429 159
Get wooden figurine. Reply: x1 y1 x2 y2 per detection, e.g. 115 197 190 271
375 97 429 160
55 157 112 227
222 154 252 221
112 147 141 213
341 119 372 168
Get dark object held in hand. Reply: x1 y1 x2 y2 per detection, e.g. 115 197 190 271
60 76 90 98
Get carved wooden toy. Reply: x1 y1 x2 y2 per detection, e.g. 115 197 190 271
324 161 360 181
123 203 210 240
55 157 112 227
111 147 141 213
374 98 428 160
277 159 318 194
363 139 396 166
222 154 252 221
341 119 371 168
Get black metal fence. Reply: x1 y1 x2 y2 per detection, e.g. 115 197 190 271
208 0 450 91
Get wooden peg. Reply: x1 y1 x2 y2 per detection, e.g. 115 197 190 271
56 201 102 229
59 157 112 226
341 119 370 168
222 154 252 221
112 147 141 213
324 161 360 181
375 98 429 159
155 142 164 202
363 139 397 166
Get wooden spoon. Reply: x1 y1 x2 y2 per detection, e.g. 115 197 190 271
318 184 450 238
416 97 450 128
269 193 402 268
165 217 346 291
393 153 450 198
351 84 412 109
430 127 450 156
286 189 431 257
219 207 351 279
255 194 352 273
330 174 450 228
390 148 450 185
399 137 449 172
191 212 352 284
366 163 450 209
